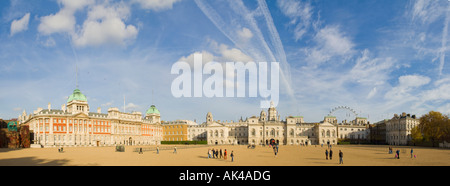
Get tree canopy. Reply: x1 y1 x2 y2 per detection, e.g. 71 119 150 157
415 111 450 147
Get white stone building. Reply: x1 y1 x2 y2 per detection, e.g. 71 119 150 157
385 112 419 146
19 88 163 147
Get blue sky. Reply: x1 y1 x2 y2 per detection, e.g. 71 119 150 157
0 0 449 123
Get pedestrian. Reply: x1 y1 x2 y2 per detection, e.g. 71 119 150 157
273 146 277 157
396 149 400 159
325 149 329 160
173 146 177 154
329 149 333 160
276 145 279 153
156 146 159 154
220 149 223 159
139 147 143 154
208 149 211 158
212 148 215 158
339 150 343 164
224 149 227 160
410 148 413 158
230 151 234 162
215 149 219 158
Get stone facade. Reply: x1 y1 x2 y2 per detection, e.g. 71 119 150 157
19 89 163 147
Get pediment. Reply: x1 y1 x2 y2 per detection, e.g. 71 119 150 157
208 122 224 127
72 112 90 118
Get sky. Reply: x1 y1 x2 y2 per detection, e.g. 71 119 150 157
0 0 449 124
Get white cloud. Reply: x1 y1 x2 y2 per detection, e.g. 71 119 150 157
38 0 139 47
237 27 253 42
277 0 313 41
38 9 76 35
133 0 181 11
72 3 138 47
411 0 444 24
384 75 430 101
304 25 355 66
10 13 30 36
367 87 377 99
350 49 395 86
421 82 450 102
38 0 94 35
125 102 140 111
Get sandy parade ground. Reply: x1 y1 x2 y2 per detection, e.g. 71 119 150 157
0 144 449 166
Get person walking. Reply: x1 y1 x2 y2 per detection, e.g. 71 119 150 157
410 148 413 158
230 151 234 162
173 146 177 154
396 149 400 159
339 150 343 164
325 149 329 160
329 149 333 160
208 149 211 159
156 146 159 154
224 149 227 160
212 148 215 158
220 149 223 159
273 146 277 157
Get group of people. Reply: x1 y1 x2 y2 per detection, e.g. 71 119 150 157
389 147 416 159
324 148 344 164
208 148 234 162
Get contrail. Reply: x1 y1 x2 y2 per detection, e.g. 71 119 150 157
439 3 450 77
194 0 296 103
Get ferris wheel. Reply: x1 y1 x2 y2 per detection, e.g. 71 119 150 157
328 106 358 118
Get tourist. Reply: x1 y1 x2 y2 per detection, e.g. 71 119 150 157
410 148 413 158
231 151 234 162
325 149 328 160
224 149 227 160
329 149 333 160
273 146 277 157
212 148 215 158
215 149 219 158
173 146 177 154
207 149 211 158
339 150 343 164
220 149 223 159
396 149 400 159
156 146 159 154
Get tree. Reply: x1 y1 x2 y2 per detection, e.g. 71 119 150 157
419 111 450 147
410 126 423 145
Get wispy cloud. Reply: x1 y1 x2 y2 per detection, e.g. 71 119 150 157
277 0 313 41
10 12 30 36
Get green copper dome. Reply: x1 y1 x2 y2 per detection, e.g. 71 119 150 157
67 89 87 103
146 105 160 115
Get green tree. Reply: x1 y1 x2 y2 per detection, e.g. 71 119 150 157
410 126 423 145
419 111 450 147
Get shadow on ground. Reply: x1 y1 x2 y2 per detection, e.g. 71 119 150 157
0 156 70 166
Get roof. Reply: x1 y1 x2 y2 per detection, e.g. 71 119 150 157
67 89 87 103
146 105 160 115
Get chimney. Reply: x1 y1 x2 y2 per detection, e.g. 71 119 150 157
48 102 51 110
97 107 101 113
